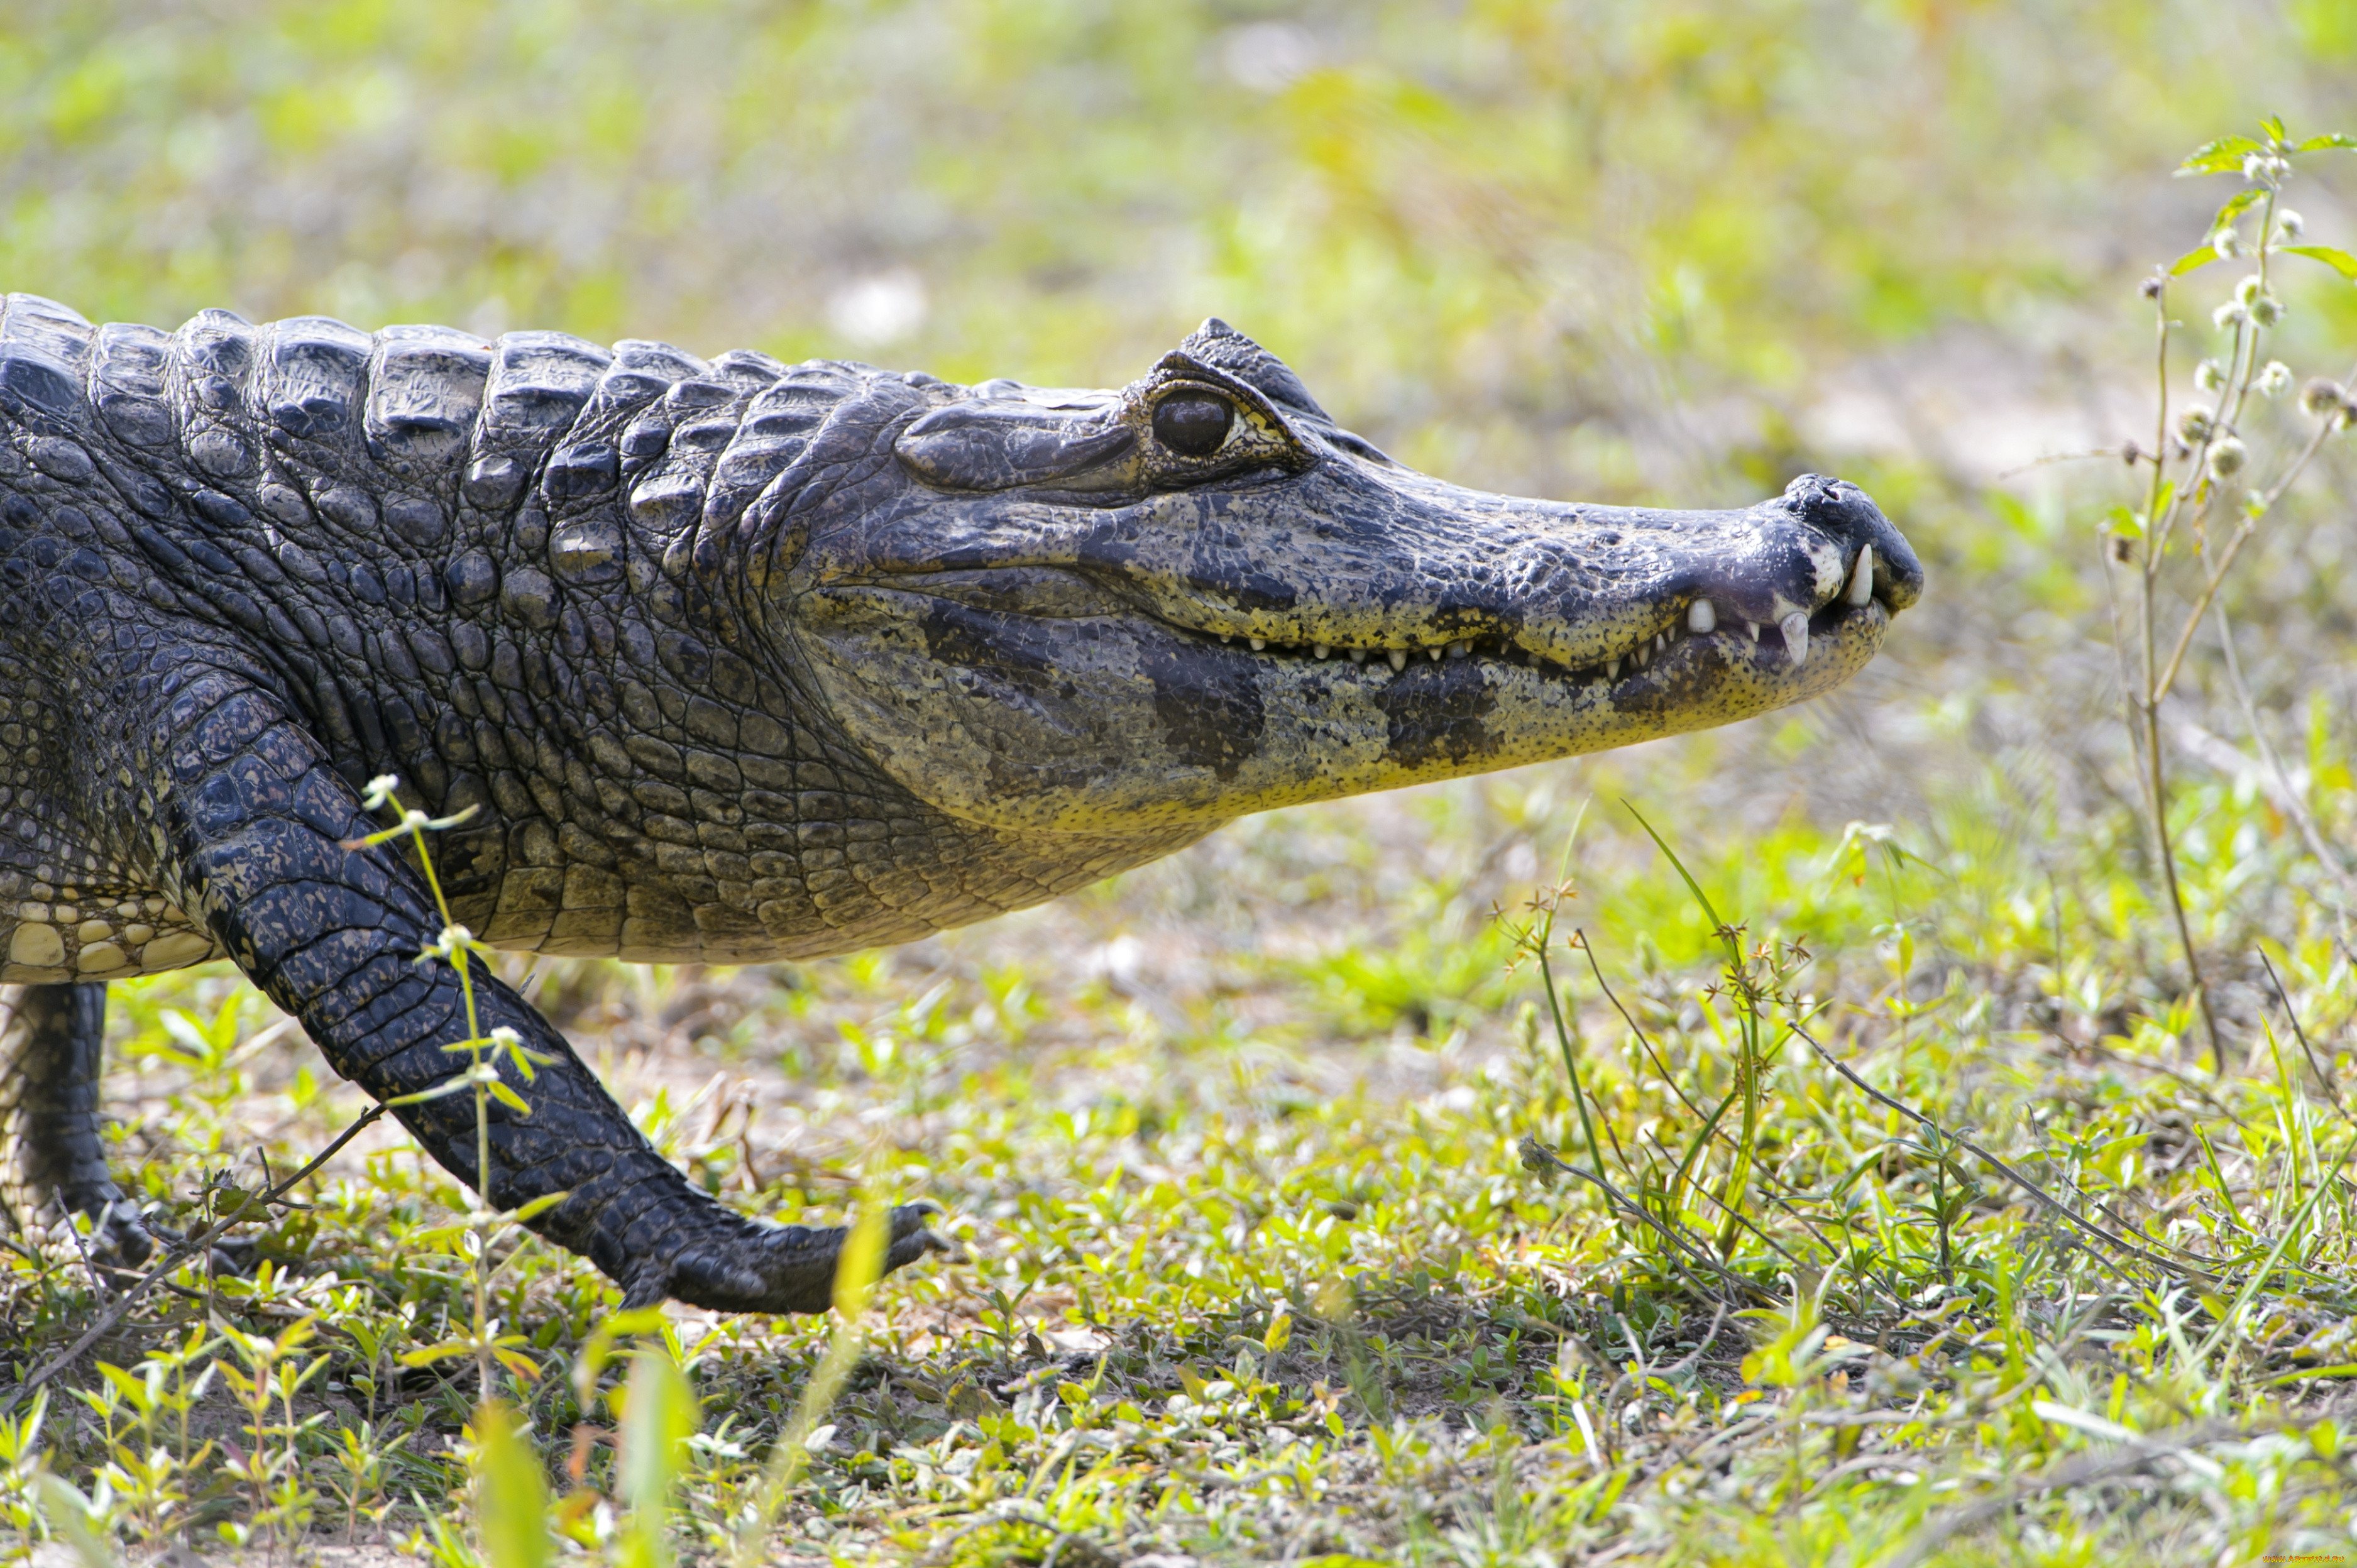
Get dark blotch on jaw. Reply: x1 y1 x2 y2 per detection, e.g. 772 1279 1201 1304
1379 661 1500 768
1138 639 1265 780
920 600 1053 675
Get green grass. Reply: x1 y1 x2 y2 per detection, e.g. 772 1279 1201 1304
4 662 2355 1564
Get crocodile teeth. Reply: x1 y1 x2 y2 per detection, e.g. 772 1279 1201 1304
1688 598 1715 633
1607 657 1621 678
1846 544 1874 607
1745 620 1761 642
1387 649 1407 672
1779 611 1810 667
1250 637 1266 650
1348 648 1368 663
1221 635 1233 644
1314 644 1331 659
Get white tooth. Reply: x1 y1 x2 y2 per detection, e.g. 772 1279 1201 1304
1745 620 1761 642
1655 633 1666 652
1221 635 1233 644
1250 637 1266 650
1688 598 1715 633
1780 611 1810 667
1448 640 1468 658
1606 657 1621 678
1388 649 1407 672
1348 648 1368 663
1846 544 1874 607
1314 644 1331 659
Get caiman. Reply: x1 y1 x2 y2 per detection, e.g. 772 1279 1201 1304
0 296 1921 1311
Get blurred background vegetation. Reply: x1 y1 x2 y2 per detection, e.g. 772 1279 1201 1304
2 0 2351 509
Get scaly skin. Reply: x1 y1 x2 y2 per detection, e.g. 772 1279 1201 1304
0 295 1921 1308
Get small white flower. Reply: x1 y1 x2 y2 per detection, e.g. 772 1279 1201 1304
2212 229 2243 259
2207 437 2248 479
2178 406 2216 443
2215 301 2248 329
2277 209 2305 239
2256 361 2294 397
2195 359 2226 393
2300 378 2346 419
2251 292 2285 327
2237 275 2263 305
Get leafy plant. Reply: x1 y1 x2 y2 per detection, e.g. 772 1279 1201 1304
2107 119 2357 1068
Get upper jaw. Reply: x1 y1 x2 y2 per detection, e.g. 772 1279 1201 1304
1056 468 1921 682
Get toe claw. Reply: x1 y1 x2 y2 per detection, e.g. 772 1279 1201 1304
904 1226 956 1260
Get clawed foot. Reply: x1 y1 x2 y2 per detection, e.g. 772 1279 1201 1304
639 1201 955 1314
87 1197 157 1266
21 1194 157 1271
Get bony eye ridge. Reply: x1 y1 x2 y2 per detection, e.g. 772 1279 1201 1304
1153 392 1233 457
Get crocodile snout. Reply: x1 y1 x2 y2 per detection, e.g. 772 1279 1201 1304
1779 473 1923 615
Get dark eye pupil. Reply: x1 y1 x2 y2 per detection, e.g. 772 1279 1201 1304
1154 394 1233 457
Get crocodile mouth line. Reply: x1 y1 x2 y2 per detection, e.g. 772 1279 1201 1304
1150 542 1893 699
1168 597 1884 688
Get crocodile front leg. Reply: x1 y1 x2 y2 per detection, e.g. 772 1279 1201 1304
0 982 151 1263
150 661 945 1312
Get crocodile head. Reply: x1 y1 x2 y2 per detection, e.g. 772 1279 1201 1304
783 319 1921 835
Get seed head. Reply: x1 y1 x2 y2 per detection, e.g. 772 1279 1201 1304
2195 358 2226 393
2177 405 2215 443
2207 437 2248 479
2300 378 2348 419
2256 360 2294 397
2237 275 2263 305
2277 209 2305 240
2251 292 2285 327
2214 301 2248 329
2212 229 2243 260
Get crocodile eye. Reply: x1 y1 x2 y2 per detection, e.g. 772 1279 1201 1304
1153 392 1233 457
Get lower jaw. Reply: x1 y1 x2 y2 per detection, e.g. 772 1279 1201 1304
1016 600 1891 833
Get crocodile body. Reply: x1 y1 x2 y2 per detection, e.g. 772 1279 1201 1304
0 293 1920 1309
